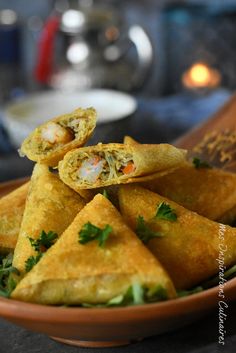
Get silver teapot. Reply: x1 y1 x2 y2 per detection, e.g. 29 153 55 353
35 2 153 92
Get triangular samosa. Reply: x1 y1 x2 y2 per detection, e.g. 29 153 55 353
11 194 176 305
118 185 236 289
0 182 29 253
13 164 85 274
142 163 236 223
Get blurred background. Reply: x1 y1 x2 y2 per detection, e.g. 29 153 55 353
0 0 235 181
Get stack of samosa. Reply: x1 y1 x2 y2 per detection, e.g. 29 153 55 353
0 109 235 307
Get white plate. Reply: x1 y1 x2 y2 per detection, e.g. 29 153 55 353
3 89 137 147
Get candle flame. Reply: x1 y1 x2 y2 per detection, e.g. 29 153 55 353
182 62 221 89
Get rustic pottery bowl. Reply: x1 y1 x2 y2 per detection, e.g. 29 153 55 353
0 179 236 348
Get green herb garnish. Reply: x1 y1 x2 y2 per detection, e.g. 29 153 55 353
25 253 43 273
79 222 112 248
136 216 162 244
101 189 109 199
0 253 20 297
25 230 58 272
177 286 203 298
82 283 168 308
146 284 168 302
192 157 211 169
201 263 236 289
28 230 58 252
177 263 236 298
155 202 177 222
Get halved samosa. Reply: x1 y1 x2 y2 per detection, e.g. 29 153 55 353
11 194 176 305
142 163 236 222
13 164 85 274
118 185 236 289
124 136 236 223
0 182 29 253
58 143 187 190
20 108 96 166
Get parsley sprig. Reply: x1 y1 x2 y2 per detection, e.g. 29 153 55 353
82 283 168 308
0 253 20 297
177 263 236 298
192 157 211 169
136 216 162 244
25 253 43 273
155 202 177 222
25 230 58 272
28 230 58 252
136 202 177 243
79 222 113 248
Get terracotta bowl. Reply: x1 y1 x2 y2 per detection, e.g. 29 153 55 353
0 179 236 348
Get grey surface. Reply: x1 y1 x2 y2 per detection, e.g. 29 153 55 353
1 301 236 353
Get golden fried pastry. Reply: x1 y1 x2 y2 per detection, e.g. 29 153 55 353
12 164 85 274
20 108 96 166
58 143 187 190
119 185 236 289
142 163 236 223
0 182 29 253
11 194 176 305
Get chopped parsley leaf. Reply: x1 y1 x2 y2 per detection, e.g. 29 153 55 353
25 253 43 273
146 284 168 302
28 230 58 252
155 202 177 222
82 283 168 308
79 222 112 248
25 230 58 272
192 157 211 169
136 216 162 244
177 286 203 297
0 253 20 297
101 189 109 199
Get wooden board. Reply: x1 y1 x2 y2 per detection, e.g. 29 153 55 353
175 93 236 171
175 93 236 149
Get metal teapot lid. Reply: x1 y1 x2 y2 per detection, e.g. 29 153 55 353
60 5 121 34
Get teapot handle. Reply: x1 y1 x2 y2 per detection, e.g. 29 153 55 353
34 15 60 84
127 25 153 89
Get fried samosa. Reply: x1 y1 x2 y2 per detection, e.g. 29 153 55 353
123 135 139 146
58 143 187 190
20 108 96 166
11 194 176 305
142 163 236 222
12 164 85 274
118 185 236 289
0 182 29 253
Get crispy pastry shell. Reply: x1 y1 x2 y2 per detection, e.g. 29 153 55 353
11 194 176 305
20 108 96 166
118 185 236 289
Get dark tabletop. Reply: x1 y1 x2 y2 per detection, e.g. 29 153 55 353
1 301 236 353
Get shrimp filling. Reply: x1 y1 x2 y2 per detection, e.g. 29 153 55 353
76 152 136 184
41 122 74 144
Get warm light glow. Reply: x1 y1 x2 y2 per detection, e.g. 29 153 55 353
182 62 221 89
190 64 210 85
